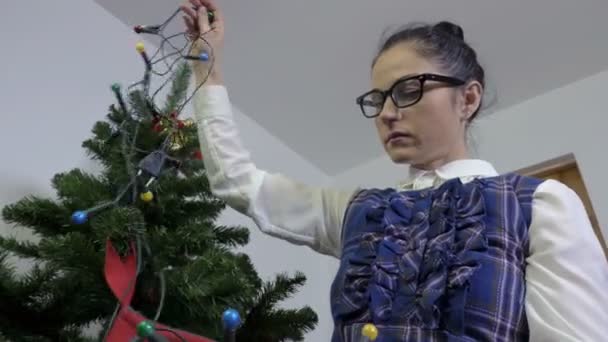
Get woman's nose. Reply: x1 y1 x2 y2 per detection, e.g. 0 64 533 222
377 97 400 122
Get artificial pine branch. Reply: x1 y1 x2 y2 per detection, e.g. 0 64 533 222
237 272 318 341
145 249 262 339
211 225 250 247
243 307 318 341
142 221 249 262
157 172 212 198
106 103 129 124
40 269 114 326
14 263 59 299
82 121 117 165
89 207 146 240
51 169 113 209
2 196 71 236
128 89 151 118
163 62 192 114
0 235 41 259
37 233 103 274
57 327 99 342
154 197 225 228
90 120 114 141
81 138 110 165
0 250 17 289
252 272 308 311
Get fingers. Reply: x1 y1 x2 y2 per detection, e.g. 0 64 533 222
182 15 195 35
199 0 218 12
188 0 202 9
194 0 223 30
180 1 201 38
180 4 197 19
180 0 222 36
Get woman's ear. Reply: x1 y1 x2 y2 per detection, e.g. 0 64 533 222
460 80 483 121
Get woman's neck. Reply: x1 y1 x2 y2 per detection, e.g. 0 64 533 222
411 147 471 171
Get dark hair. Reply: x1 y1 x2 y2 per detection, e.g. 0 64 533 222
373 21 486 121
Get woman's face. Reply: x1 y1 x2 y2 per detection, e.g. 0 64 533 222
370 42 480 169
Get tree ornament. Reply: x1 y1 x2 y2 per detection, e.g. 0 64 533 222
222 308 241 330
151 116 170 133
153 122 164 133
140 191 154 202
135 42 145 53
181 118 195 128
136 320 155 337
169 131 187 151
71 210 88 225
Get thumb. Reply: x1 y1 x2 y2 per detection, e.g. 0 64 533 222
197 5 211 33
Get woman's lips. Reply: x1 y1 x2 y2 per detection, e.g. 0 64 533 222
385 132 414 144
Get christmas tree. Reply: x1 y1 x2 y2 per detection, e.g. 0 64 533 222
0 11 317 341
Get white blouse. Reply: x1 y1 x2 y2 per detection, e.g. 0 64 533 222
192 85 608 341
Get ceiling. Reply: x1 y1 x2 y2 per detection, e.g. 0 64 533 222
94 0 608 176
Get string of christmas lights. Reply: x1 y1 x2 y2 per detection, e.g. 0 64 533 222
63 6 243 342
70 8 214 226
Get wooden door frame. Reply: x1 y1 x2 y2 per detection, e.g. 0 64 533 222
515 153 577 178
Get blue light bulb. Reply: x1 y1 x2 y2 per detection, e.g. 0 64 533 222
199 52 209 61
222 308 241 330
71 211 88 225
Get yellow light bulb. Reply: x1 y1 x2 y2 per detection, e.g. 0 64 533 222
140 191 154 202
361 323 378 340
135 42 145 53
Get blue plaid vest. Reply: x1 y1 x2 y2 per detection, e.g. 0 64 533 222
330 174 543 341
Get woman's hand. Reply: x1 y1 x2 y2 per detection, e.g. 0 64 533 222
180 0 224 85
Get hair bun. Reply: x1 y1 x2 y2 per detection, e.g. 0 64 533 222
433 21 464 40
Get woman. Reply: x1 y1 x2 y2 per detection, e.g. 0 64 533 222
181 1 608 341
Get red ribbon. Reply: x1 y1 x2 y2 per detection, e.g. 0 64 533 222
103 239 216 342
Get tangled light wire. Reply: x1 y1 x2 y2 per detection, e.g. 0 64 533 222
73 7 216 224
84 7 217 341
127 8 216 113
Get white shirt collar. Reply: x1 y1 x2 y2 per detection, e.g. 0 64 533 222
397 159 499 190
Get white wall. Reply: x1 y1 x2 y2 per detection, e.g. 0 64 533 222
0 1 336 340
330 70 608 246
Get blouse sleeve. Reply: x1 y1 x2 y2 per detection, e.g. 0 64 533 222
526 179 608 341
192 85 357 258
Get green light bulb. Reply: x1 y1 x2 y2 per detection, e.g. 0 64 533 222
136 321 155 337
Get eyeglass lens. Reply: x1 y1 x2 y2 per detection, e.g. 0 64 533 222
360 78 423 117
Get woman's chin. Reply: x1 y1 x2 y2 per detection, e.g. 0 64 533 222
386 146 417 164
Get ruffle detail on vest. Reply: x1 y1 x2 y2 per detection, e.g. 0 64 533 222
341 179 488 334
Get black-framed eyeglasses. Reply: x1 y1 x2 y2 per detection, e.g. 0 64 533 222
355 73 466 118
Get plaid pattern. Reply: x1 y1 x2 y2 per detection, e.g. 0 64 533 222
330 174 542 342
